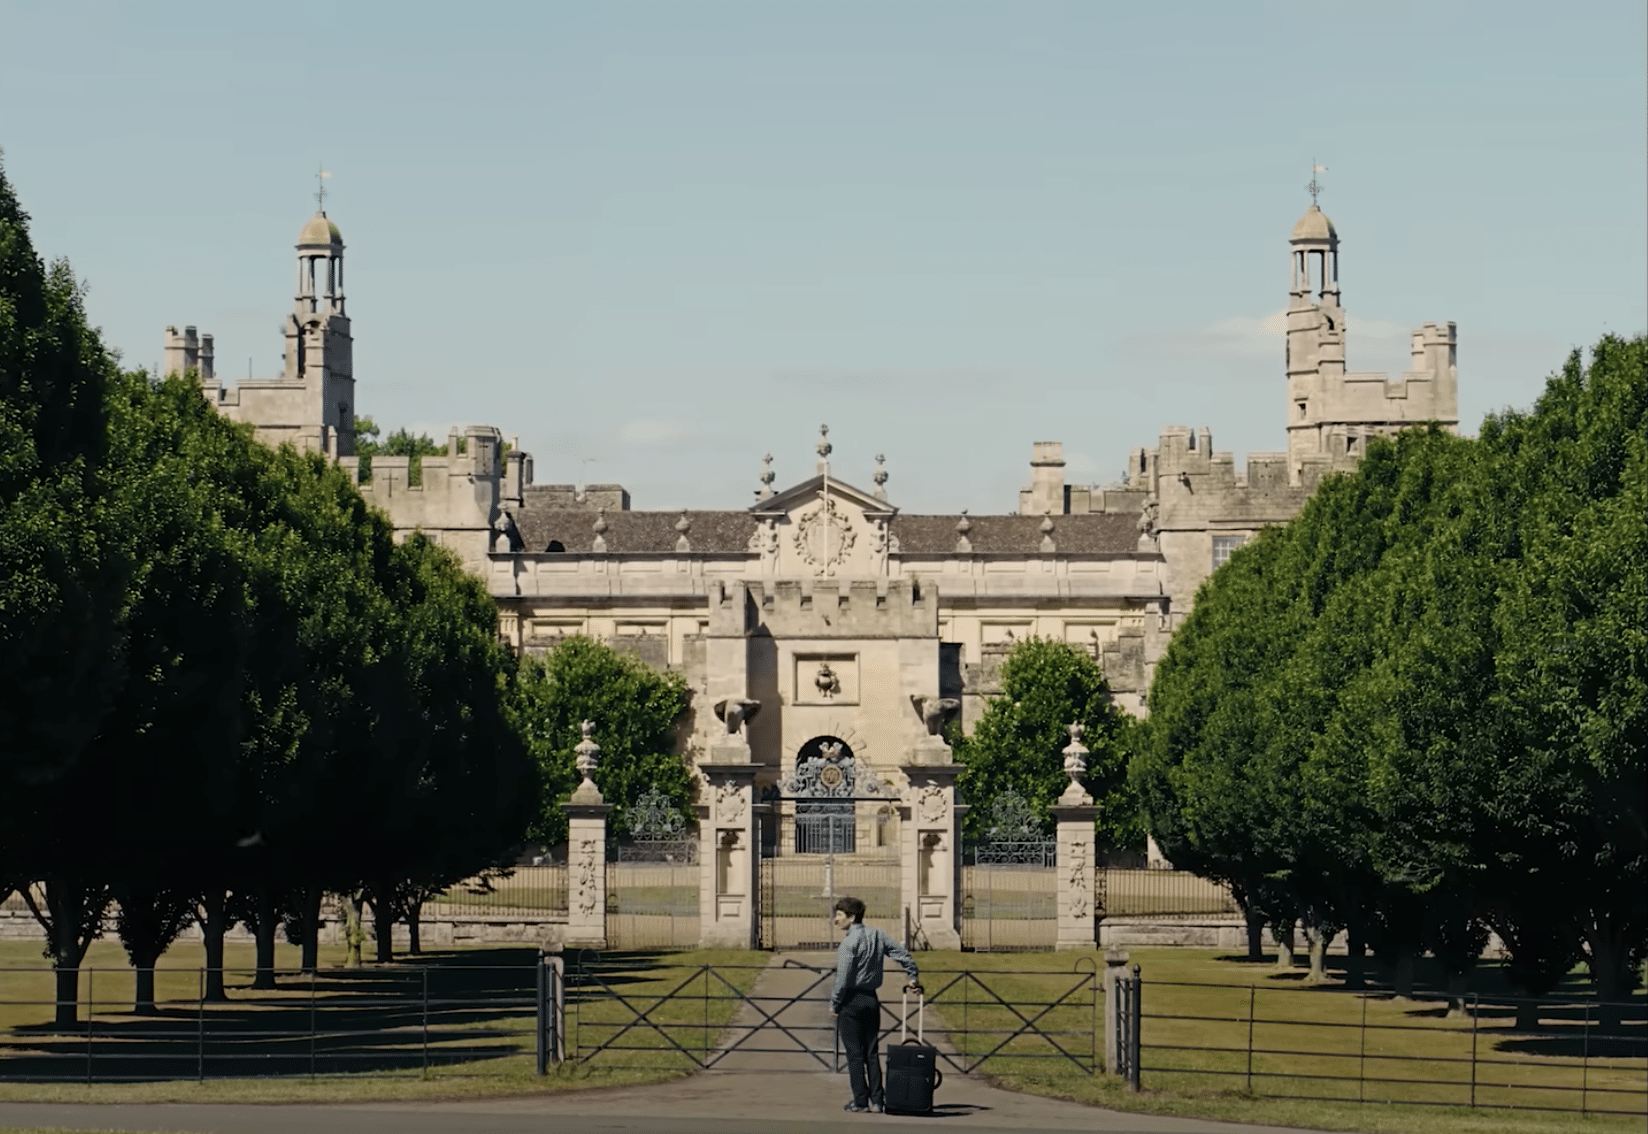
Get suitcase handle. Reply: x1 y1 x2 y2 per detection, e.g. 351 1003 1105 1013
901 983 925 1044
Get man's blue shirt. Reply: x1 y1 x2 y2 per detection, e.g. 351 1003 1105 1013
831 922 920 1012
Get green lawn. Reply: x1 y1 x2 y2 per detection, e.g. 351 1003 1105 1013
913 949 1646 1134
0 941 764 1103
2 939 1641 1134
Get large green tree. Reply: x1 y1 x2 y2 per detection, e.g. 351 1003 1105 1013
515 636 693 845
1136 336 1646 1000
1473 336 1644 1000
953 637 1135 847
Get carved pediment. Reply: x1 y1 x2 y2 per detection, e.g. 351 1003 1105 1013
753 475 895 578
752 474 894 518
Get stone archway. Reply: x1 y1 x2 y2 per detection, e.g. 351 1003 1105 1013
790 736 858 854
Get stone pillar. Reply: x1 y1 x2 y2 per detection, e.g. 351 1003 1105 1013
899 734 963 951
564 722 610 949
699 738 761 949
1051 723 1100 951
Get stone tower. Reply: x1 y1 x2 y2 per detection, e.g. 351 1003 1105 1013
179 208 356 457
283 210 355 456
1284 203 1457 485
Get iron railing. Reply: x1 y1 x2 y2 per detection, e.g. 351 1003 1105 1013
1139 978 1647 1117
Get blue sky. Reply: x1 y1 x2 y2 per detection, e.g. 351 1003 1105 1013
2 1 1642 512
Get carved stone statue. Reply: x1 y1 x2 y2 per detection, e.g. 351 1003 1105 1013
910 694 961 737
815 662 841 699
1136 498 1159 538
495 509 525 553
713 697 762 736
1062 722 1088 781
574 719 601 784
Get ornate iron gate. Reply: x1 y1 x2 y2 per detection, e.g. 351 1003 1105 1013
758 739 900 949
961 790 1058 951
607 787 699 949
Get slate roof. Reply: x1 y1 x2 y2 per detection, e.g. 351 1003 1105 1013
893 513 1140 556
509 506 1142 557
513 509 753 555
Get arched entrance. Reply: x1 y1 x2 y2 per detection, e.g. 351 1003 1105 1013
791 735 858 854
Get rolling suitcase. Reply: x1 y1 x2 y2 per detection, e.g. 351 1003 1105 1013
884 983 943 1115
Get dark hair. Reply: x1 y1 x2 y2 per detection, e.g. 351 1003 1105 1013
834 896 865 923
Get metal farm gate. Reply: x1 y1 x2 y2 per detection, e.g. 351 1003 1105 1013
961 790 1062 951
606 787 699 949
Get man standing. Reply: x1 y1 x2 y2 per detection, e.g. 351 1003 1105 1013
829 896 921 1114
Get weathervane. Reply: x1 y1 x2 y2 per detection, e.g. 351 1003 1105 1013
1306 159 1327 207
315 164 331 211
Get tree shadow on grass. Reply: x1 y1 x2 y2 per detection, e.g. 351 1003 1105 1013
0 955 542 1083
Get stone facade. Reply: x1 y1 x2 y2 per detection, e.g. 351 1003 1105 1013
168 197 1459 946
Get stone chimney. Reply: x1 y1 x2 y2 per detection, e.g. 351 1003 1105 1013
1021 441 1066 516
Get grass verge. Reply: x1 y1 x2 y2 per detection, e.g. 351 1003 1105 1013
917 948 1645 1134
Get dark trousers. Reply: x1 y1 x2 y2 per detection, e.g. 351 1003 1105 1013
837 990 883 1107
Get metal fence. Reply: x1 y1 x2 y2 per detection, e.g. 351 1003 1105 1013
758 853 901 950
961 863 1058 951
1099 867 1239 919
1139 978 1648 1117
423 866 569 919
568 954 1098 1078
0 964 538 1082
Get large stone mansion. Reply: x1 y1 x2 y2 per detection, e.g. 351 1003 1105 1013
164 198 1458 947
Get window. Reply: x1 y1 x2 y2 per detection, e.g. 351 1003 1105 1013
1212 534 1247 570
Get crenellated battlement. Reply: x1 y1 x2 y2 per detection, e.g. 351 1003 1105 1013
708 578 937 640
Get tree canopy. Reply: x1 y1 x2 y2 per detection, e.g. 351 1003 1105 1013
515 635 694 845
953 637 1138 847
0 157 539 1018
1134 335 1646 998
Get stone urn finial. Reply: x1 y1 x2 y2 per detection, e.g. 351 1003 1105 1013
1060 722 1092 805
572 720 603 802
591 508 608 553
674 510 691 553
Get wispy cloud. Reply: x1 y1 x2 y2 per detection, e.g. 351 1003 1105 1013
619 418 686 447
1137 308 1413 361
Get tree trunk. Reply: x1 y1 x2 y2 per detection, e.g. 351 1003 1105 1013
1582 919 1629 1032
371 883 395 964
134 962 158 1015
299 888 321 975
1244 905 1265 962
1515 998 1542 1031
252 886 278 990
1391 950 1415 1000
201 889 229 1002
406 897 422 956
53 965 79 1030
1305 924 1331 985
341 893 364 969
1343 930 1365 990
1273 920 1295 971
1445 973 1469 1020
40 878 98 1029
